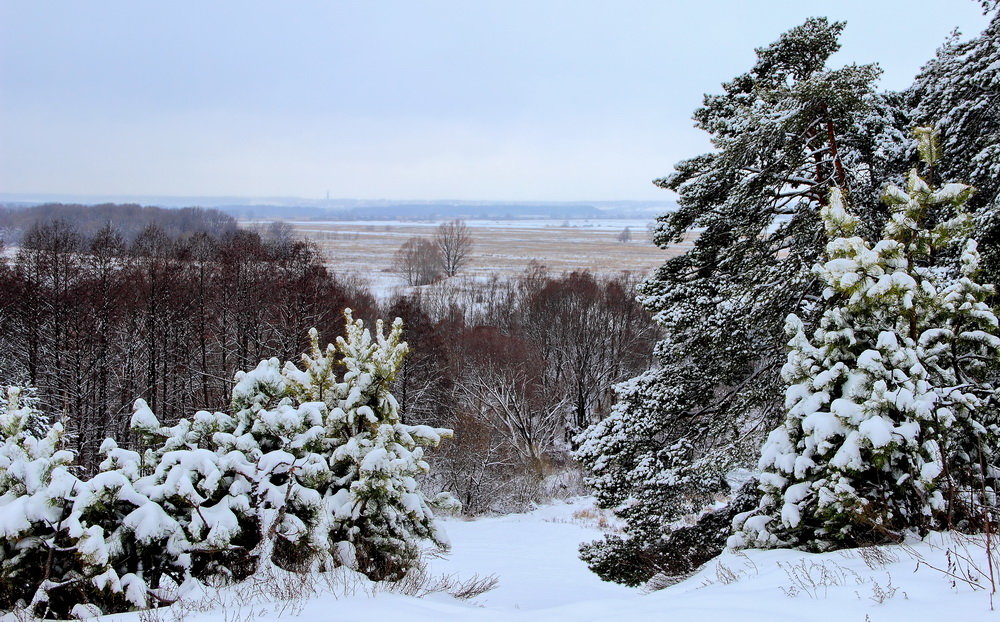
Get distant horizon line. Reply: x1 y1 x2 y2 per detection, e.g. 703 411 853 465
0 192 678 208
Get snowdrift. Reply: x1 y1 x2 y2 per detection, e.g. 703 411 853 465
28 498 994 622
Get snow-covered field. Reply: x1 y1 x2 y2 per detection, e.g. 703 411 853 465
62 498 998 622
257 219 692 299
286 219 660 231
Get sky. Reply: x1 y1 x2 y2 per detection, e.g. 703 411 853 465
0 1 992 203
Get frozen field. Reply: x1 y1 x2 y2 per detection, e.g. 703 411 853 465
269 219 692 290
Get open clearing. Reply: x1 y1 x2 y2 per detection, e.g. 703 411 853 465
87 498 998 622
274 219 692 291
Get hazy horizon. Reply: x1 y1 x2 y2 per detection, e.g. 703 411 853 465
0 192 678 208
1 1 991 201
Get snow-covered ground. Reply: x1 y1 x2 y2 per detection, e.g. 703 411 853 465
50 498 998 622
270 218 680 301
424 500 636 610
286 219 658 231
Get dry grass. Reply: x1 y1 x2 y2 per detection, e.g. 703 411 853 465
126 557 497 622
571 508 617 532
542 503 624 534
270 220 693 284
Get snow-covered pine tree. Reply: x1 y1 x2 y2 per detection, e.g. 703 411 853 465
732 129 1000 550
907 9 1000 284
116 400 263 584
0 387 140 618
0 309 451 617
0 385 48 437
312 311 453 581
0 386 81 616
115 310 452 585
0 386 216 618
574 17 906 586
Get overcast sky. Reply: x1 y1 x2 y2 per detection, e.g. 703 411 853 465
0 1 991 202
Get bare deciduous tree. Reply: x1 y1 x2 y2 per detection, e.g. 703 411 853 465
393 237 441 286
524 271 657 435
617 226 632 243
0 213 376 470
435 219 473 277
455 327 565 475
265 220 294 245
432 409 528 514
461 367 565 474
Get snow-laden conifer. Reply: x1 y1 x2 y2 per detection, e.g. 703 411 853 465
121 310 453 582
733 130 1000 550
0 310 452 617
907 10 999 282
0 386 84 614
313 311 452 580
0 387 147 617
574 17 906 586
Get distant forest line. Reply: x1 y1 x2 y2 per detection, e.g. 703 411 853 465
0 199 677 224
0 203 238 244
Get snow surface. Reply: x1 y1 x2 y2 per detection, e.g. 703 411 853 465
288 218 656 231
35 498 999 622
424 500 636 610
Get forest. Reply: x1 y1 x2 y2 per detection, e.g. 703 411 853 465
0 209 657 510
0 5 998 621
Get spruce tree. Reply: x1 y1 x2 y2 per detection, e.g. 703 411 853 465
574 17 907 585
733 129 1000 550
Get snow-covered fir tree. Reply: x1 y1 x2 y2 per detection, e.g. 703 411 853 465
906 9 1000 285
733 129 1000 550
574 17 907 586
0 384 269 617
